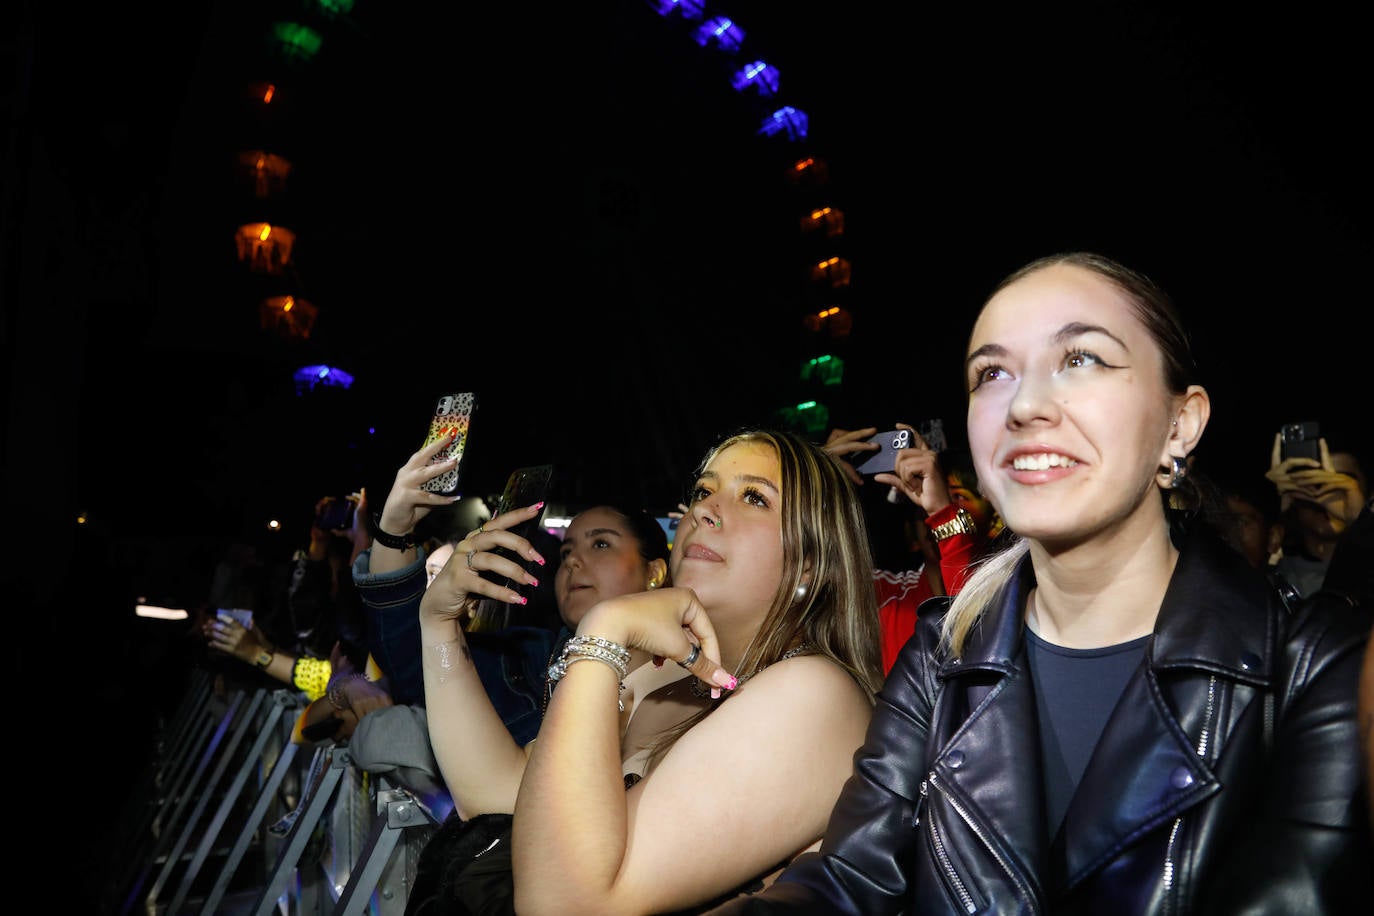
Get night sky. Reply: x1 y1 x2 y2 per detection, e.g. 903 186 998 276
9 0 1371 610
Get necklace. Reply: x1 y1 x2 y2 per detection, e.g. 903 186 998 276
688 642 815 699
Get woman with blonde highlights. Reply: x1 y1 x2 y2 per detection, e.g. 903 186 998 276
705 253 1374 914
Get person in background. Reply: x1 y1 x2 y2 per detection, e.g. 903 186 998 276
204 494 394 742
703 251 1373 914
1266 431 1368 600
823 425 1004 673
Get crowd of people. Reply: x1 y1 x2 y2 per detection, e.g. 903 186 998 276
181 251 1372 914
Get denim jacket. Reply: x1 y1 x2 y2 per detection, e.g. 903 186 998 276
351 548 566 745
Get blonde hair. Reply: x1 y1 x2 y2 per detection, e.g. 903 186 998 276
648 429 884 764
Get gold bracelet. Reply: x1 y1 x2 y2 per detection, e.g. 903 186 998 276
929 508 977 542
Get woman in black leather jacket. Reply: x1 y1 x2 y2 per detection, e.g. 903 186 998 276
706 252 1374 914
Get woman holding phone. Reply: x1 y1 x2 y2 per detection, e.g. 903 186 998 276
417 428 885 914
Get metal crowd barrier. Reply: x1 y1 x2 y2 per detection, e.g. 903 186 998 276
105 667 442 916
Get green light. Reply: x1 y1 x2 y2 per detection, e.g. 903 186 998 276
269 22 323 64
309 0 356 16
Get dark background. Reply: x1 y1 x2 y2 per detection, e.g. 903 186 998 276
2 2 1369 899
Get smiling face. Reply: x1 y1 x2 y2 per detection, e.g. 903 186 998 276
964 262 1185 546
670 440 786 627
555 506 660 627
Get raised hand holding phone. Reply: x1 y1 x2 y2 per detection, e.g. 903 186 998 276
420 392 477 496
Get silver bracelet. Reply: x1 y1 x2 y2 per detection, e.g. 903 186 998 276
547 635 631 711
564 634 631 667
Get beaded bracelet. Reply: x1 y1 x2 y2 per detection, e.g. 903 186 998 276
292 656 332 702
326 671 369 711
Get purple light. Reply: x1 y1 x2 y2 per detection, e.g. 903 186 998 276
731 60 779 96
693 16 744 52
758 106 808 141
293 364 355 392
646 0 705 19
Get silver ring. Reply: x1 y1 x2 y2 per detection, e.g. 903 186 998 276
676 643 701 669
465 550 476 570
477 525 485 534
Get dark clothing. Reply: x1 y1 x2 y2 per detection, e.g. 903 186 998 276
705 529 1374 915
352 547 564 744
1323 499 1374 609
1024 628 1148 838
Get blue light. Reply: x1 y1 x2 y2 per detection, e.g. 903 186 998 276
693 16 744 52
647 0 705 19
758 106 808 141
293 364 355 392
731 61 779 96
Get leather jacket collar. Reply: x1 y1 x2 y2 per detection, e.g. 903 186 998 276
937 526 1278 688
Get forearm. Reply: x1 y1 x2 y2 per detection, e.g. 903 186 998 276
512 658 629 915
367 542 419 575
419 618 530 818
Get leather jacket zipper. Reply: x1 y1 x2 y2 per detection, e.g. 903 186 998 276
927 773 1039 914
1161 674 1217 910
921 778 977 913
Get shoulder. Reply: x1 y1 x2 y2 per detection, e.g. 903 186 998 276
1283 591 1373 671
731 654 871 726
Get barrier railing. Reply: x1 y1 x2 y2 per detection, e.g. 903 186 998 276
106 667 442 916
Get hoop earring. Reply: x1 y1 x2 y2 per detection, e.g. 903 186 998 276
1168 456 1188 489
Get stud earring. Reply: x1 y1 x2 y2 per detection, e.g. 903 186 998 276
647 580 658 590
795 583 808 601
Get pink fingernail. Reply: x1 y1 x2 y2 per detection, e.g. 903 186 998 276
527 576 539 587
511 594 527 605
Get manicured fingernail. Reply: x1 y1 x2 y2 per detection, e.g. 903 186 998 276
711 687 722 699
511 594 527 605
529 550 545 566
653 655 665 669
526 576 539 587
534 501 545 511
715 670 737 690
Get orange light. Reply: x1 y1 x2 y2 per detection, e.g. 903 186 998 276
236 223 297 274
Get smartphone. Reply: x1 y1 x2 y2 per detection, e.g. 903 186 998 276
315 495 356 531
420 392 477 496
488 464 554 572
1280 420 1321 463
854 429 912 475
471 465 554 629
217 608 254 629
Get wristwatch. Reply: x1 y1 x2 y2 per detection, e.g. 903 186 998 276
929 507 977 542
253 649 275 669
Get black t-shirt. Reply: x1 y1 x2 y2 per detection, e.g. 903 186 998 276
1024 627 1150 838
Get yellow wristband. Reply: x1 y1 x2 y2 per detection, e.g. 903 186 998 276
291 656 333 702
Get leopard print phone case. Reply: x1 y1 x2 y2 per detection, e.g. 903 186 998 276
420 392 477 496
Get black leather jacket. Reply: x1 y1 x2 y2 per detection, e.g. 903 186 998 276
707 529 1373 914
